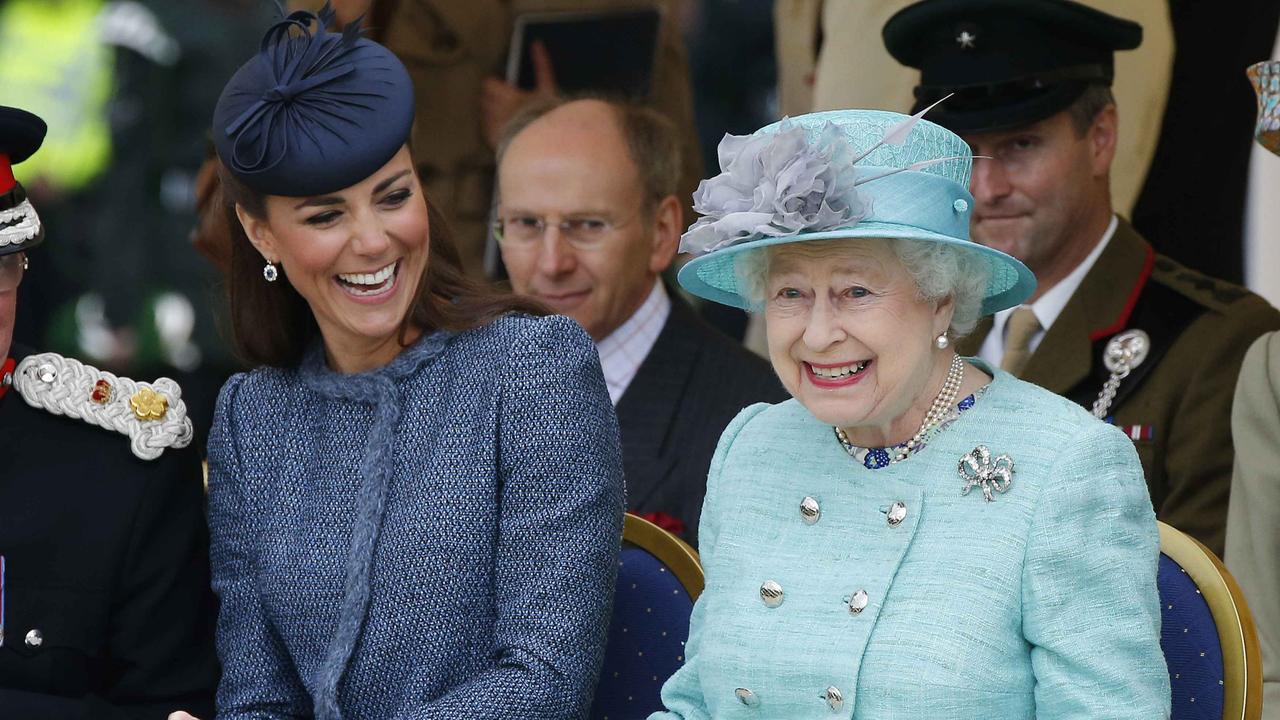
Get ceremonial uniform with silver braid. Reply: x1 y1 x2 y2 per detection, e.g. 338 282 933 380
0 103 217 719
13 352 193 460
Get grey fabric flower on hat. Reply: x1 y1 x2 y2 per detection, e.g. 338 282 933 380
680 120 869 256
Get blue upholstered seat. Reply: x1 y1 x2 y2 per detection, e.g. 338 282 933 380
590 543 696 720
1159 552 1226 719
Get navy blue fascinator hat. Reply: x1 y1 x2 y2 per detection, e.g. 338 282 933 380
213 4 414 197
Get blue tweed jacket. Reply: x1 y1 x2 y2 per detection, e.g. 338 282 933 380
206 315 625 720
653 363 1171 719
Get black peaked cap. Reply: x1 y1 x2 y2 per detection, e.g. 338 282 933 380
883 0 1142 133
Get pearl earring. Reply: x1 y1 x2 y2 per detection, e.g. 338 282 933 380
935 333 949 349
263 262 279 282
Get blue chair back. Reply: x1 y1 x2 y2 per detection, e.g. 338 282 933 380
1160 552 1226 718
1157 521 1262 720
590 514 703 720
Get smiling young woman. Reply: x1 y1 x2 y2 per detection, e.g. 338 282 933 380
187 7 626 720
220 149 545 371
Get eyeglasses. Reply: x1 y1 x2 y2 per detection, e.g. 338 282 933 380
492 208 642 252
0 253 28 293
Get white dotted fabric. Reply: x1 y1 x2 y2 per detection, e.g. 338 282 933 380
14 352 193 460
0 199 42 249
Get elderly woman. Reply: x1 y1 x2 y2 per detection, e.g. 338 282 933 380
651 110 1170 718
171 7 623 720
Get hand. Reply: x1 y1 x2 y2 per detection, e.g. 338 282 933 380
168 713 202 720
480 41 557 149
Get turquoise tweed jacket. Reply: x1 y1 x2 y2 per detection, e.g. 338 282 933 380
652 364 1171 719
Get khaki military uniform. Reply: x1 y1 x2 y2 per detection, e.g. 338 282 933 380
309 0 703 278
1225 332 1280 718
958 220 1280 556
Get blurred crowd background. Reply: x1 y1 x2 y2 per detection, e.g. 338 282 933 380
2 0 1278 445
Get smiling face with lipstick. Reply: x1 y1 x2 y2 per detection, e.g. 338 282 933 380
235 146 431 373
758 237 986 449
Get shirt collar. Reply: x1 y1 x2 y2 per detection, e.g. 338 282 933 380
991 214 1118 338
596 280 671 405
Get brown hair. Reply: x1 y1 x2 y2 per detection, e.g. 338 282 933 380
1067 84 1116 137
218 162 549 368
495 95 682 214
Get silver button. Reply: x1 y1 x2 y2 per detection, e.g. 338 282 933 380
1 371 11 387
24 629 43 648
848 589 869 615
37 364 57 383
800 496 821 524
824 686 844 711
760 580 784 608
887 501 907 527
735 687 760 707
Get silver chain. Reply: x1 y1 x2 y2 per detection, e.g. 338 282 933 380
1091 363 1130 419
1092 329 1150 420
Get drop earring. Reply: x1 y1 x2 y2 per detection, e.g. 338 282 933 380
935 333 949 349
263 261 279 282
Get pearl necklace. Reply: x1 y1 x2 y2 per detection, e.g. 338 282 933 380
836 354 966 464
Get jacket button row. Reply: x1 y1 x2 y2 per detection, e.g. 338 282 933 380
732 686 844 711
801 497 908 527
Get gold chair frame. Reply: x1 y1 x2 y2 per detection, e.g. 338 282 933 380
1158 521 1263 720
622 513 704 601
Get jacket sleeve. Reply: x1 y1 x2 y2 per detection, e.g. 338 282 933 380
207 376 311 719
0 444 219 720
649 403 768 720
1224 333 1280 714
1023 421 1171 719
392 316 625 720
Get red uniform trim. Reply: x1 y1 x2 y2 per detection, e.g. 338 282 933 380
1089 244 1157 342
0 357 15 402
1 554 7 649
0 154 13 195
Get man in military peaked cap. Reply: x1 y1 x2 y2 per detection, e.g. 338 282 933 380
0 106 218 717
884 0 1280 555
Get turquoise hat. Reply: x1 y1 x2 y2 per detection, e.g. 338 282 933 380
677 108 1035 315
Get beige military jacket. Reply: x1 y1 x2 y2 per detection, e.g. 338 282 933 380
1225 332 1280 718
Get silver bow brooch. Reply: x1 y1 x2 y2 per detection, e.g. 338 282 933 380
958 445 1014 502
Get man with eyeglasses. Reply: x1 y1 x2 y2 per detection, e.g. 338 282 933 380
0 106 217 717
494 98 784 545
883 0 1280 556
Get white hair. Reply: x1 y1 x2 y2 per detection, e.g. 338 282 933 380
733 237 991 337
